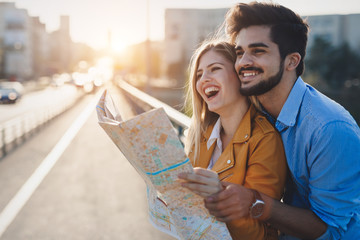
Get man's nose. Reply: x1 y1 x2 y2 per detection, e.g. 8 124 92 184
235 53 253 71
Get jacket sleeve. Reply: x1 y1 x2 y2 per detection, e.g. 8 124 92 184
244 129 287 200
227 126 287 240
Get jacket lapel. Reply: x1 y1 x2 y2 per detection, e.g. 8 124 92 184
196 105 255 173
211 143 234 174
211 105 255 174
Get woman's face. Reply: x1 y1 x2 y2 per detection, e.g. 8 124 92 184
196 49 245 115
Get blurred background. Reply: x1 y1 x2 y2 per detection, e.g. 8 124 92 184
0 0 359 239
0 0 359 119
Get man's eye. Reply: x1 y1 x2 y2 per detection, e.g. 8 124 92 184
236 51 244 57
254 49 265 54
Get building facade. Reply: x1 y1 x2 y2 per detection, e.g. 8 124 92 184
0 2 72 81
0 2 33 80
164 8 228 86
48 16 72 75
306 14 360 52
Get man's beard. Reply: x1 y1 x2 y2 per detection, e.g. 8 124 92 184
239 61 284 96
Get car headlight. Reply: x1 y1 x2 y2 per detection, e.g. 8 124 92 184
8 92 17 100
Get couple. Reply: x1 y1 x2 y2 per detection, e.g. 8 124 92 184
179 2 360 240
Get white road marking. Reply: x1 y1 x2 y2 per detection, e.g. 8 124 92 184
0 92 101 237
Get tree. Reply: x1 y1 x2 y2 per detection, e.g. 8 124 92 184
306 36 360 89
326 42 360 89
306 36 333 79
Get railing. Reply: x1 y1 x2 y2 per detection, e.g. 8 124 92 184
0 92 83 159
116 80 190 143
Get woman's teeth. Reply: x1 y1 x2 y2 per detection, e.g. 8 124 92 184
204 86 219 98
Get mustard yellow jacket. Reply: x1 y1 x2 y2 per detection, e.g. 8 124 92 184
189 105 287 240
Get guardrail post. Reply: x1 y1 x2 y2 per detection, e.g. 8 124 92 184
1 127 6 157
21 117 26 142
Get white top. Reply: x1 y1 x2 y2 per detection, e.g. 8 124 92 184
207 118 223 169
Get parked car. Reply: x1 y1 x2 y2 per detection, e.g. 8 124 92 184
0 81 24 103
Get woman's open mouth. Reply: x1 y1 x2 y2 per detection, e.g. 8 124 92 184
204 86 220 99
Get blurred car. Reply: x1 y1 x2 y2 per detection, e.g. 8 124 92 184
0 81 24 103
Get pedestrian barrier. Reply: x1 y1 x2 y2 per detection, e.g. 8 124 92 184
116 80 190 143
0 93 82 159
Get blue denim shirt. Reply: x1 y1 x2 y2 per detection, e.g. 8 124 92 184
265 78 360 240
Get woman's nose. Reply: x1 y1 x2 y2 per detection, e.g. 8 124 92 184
199 72 211 83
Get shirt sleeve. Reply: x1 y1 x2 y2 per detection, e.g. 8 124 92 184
307 121 360 239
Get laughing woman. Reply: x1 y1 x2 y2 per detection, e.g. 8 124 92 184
179 40 287 240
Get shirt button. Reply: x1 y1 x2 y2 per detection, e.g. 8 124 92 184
227 160 231 164
244 134 248 138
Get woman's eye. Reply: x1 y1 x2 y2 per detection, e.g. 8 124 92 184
211 67 221 72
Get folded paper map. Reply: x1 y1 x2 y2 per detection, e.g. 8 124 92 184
96 90 231 240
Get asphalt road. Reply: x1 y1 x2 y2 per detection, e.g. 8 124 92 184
0 85 176 240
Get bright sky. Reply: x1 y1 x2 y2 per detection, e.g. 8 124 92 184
3 0 360 51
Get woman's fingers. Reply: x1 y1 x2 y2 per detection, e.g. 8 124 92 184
182 181 220 197
193 167 218 178
179 172 218 185
178 168 222 197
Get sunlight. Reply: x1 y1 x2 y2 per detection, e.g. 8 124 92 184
111 39 128 54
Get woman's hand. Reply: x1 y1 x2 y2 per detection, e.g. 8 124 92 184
178 167 222 198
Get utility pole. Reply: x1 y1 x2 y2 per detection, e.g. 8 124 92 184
145 0 152 94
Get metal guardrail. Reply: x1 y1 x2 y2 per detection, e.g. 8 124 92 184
117 80 190 142
0 93 82 158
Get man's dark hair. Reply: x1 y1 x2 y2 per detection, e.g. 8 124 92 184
226 2 309 76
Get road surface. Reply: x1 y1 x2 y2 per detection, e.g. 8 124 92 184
0 85 176 240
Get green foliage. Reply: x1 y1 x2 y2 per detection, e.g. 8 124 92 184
307 37 332 78
305 36 360 124
306 36 360 89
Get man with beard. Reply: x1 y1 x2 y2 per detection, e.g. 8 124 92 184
201 2 360 240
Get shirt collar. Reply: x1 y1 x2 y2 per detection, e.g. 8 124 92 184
203 104 255 147
276 77 307 129
207 117 222 150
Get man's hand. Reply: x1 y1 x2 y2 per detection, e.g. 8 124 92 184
204 182 254 222
178 167 222 198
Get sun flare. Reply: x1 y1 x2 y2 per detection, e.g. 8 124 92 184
111 39 128 53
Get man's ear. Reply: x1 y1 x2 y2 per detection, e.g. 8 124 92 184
285 53 301 71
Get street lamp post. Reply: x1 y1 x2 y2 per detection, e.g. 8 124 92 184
145 0 152 94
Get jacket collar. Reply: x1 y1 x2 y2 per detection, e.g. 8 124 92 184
231 103 255 144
